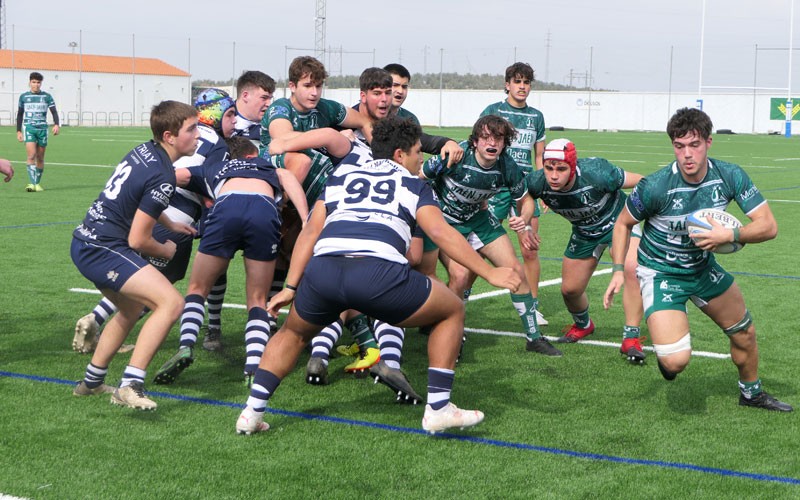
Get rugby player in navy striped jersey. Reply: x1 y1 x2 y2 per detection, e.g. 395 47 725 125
236 116 521 435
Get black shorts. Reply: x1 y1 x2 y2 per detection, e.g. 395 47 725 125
293 255 432 326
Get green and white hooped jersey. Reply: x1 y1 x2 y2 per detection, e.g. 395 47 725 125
422 141 526 224
626 158 766 274
19 91 56 129
525 157 627 239
480 101 545 172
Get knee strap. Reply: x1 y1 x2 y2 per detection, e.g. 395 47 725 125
723 310 753 336
652 332 691 357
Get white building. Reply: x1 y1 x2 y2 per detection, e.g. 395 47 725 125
0 49 191 126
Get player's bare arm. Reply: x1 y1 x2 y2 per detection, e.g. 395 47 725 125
267 200 326 317
603 207 637 309
0 159 13 182
269 127 352 158
156 211 197 237
691 203 777 251
416 204 521 292
340 107 373 143
622 171 644 189
439 140 465 167
276 169 310 224
268 118 305 144
129 210 177 260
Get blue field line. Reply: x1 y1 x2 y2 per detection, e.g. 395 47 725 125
2 369 798 486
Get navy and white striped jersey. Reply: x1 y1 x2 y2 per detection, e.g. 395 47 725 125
184 156 282 204
232 111 261 146
74 141 175 244
337 135 373 168
167 124 229 225
313 158 439 264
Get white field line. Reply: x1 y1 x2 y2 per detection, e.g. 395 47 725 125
69 269 731 360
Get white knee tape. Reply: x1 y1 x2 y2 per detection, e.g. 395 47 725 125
652 333 691 356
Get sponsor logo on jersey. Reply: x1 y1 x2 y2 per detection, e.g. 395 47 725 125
160 183 175 197
671 198 684 210
629 189 644 212
740 186 759 201
134 143 159 164
107 270 120 282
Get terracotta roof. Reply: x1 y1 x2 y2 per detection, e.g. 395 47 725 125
0 50 189 77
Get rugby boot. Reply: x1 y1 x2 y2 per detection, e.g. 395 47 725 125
621 337 646 365
344 347 380 377
422 403 484 434
153 346 194 385
369 361 422 404
306 357 329 385
525 337 563 356
739 392 793 412
556 320 595 343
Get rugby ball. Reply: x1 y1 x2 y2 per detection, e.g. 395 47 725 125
685 208 745 254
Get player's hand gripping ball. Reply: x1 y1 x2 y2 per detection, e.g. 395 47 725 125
685 208 745 254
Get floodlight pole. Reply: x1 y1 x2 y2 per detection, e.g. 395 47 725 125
438 48 443 128
786 0 795 138
697 0 706 110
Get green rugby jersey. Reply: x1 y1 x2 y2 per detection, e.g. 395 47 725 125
422 141 526 224
395 107 420 125
18 91 56 129
526 157 626 239
480 100 545 171
260 97 347 150
626 158 765 274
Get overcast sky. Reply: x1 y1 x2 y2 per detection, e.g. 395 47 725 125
5 0 800 93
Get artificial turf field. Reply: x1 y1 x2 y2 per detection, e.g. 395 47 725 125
0 125 799 498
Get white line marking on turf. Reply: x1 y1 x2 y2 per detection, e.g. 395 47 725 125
91 139 143 142
769 199 800 203
69 275 731 360
463 327 730 359
468 268 611 301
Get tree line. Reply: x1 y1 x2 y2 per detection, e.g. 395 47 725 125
193 73 599 91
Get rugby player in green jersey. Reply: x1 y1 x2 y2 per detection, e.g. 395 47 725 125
421 114 561 357
513 139 646 364
16 72 60 192
480 62 548 326
604 108 792 411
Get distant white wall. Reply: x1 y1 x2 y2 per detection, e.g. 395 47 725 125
0 76 789 134
324 89 789 135
0 68 191 126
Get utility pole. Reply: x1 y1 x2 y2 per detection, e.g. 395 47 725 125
544 30 551 82
314 0 326 62
0 0 7 49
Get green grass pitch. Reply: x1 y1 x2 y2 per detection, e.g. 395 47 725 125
0 125 799 498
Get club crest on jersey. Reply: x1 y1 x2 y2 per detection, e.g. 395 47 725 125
629 190 644 212
269 105 290 119
709 268 724 283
